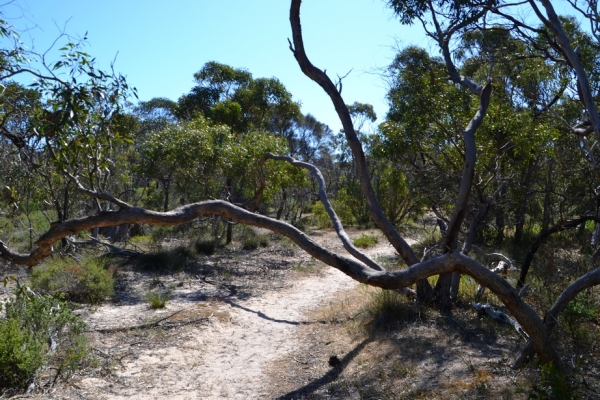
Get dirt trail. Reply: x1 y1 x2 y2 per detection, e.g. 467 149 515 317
68 233 402 399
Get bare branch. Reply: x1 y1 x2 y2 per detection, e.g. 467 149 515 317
514 267 600 368
260 152 385 272
518 215 600 289
462 182 507 255
63 171 133 210
472 302 529 340
0 196 560 366
470 244 514 270
536 0 600 139
443 81 493 251
288 0 423 275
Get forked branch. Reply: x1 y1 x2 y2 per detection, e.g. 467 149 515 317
260 152 385 272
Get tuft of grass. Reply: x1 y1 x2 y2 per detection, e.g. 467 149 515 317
145 291 171 309
291 258 320 275
135 246 194 272
353 234 378 248
31 256 115 304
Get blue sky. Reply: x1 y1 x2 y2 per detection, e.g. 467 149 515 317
5 0 429 132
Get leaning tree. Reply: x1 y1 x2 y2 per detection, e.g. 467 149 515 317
4 0 600 371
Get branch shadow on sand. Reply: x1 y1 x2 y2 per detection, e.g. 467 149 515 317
277 338 372 399
222 298 301 325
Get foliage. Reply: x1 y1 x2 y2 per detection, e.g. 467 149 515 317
194 239 217 255
359 287 421 333
134 246 194 273
311 200 355 229
0 281 89 389
145 291 171 309
31 256 115 304
242 233 270 251
136 115 300 211
524 362 572 399
352 234 379 248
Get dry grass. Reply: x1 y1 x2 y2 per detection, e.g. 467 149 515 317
265 285 539 399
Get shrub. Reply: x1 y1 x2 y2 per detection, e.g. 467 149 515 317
195 239 217 255
361 288 420 333
0 282 89 389
135 246 194 272
311 200 355 229
242 234 270 251
31 256 115 304
353 234 378 248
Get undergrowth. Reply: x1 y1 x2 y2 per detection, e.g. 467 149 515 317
352 234 378 248
134 246 194 272
0 280 91 391
145 290 171 309
31 255 115 304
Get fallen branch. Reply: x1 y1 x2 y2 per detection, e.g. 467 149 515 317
472 302 529 340
92 307 211 334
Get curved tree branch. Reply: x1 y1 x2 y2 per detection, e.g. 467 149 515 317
443 81 493 251
536 0 600 139
288 0 420 270
514 267 600 368
436 81 492 311
517 215 600 289
260 152 385 272
0 197 560 366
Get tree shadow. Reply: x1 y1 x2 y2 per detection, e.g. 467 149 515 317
222 298 300 325
277 338 372 399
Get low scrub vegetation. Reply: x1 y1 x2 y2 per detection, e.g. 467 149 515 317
31 256 115 304
134 246 194 272
242 231 270 251
352 234 378 248
0 281 90 391
194 238 218 255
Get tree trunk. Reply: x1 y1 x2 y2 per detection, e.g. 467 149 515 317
276 187 287 220
541 160 554 233
162 174 172 213
494 183 507 244
515 159 535 244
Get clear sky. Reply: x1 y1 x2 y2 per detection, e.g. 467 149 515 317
4 0 429 133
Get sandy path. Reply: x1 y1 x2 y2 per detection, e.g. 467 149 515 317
191 266 359 399
72 237 400 399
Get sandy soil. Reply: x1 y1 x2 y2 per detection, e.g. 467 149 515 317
16 229 400 399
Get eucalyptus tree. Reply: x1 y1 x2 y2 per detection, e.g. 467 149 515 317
7 0 600 372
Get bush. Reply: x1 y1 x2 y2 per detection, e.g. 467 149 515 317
361 288 420 333
311 200 355 229
135 246 194 272
195 239 217 255
31 256 115 304
242 234 270 251
353 234 379 248
0 282 89 390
